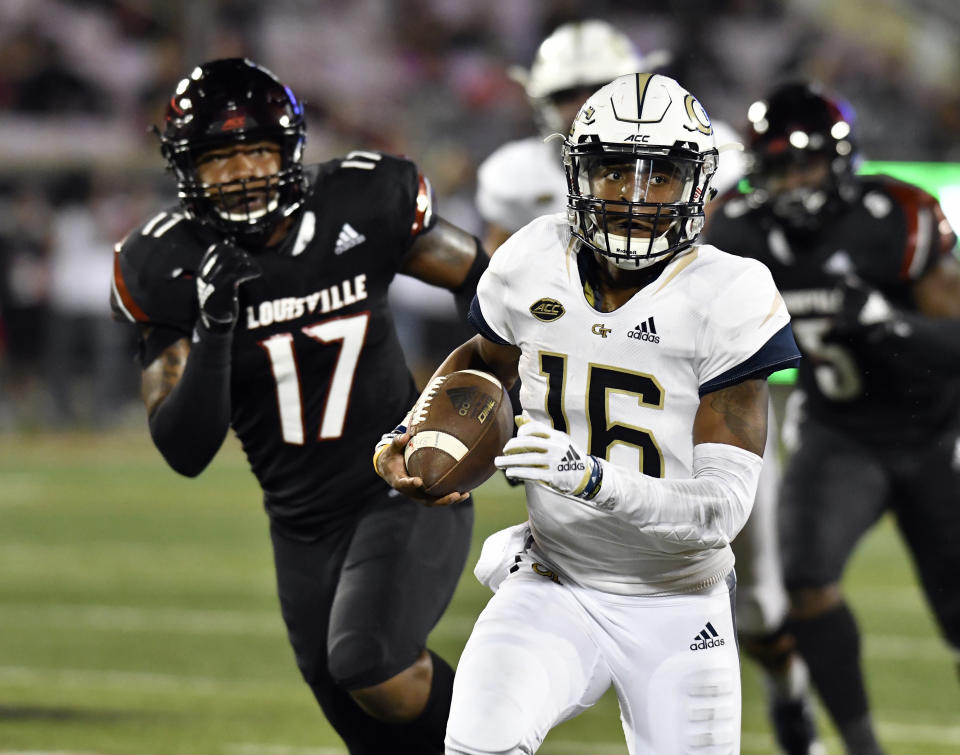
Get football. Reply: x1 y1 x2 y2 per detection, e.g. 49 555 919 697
404 369 515 497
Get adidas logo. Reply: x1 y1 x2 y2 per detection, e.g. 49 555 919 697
557 446 585 472
334 223 366 255
446 386 497 423
628 316 660 343
689 621 725 651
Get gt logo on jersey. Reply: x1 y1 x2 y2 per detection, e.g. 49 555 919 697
530 298 565 322
591 323 612 338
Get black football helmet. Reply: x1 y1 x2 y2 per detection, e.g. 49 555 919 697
157 58 306 244
745 81 858 229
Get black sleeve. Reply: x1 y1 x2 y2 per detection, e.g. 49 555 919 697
139 323 191 368
147 324 233 477
451 237 489 325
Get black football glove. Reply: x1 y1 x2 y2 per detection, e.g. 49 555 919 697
828 275 908 343
196 241 262 332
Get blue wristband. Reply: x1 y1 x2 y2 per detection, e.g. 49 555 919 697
576 456 603 501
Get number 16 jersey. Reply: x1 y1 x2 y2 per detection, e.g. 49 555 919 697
469 214 799 596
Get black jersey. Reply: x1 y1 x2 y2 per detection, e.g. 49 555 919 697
705 175 960 443
112 152 436 535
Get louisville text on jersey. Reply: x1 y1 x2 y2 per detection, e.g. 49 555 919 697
246 274 368 330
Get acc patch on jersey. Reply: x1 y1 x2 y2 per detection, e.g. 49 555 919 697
530 298 565 322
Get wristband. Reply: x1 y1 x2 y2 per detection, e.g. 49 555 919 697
372 410 413 475
575 455 604 500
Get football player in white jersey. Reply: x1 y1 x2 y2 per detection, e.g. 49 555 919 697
377 73 801 754
477 21 820 755
476 19 669 253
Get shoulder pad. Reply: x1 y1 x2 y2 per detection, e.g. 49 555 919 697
308 153 431 238
334 150 416 175
862 175 957 279
111 208 209 331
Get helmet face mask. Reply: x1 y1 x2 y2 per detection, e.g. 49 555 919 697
746 82 857 231
193 141 286 226
158 58 307 245
563 74 717 270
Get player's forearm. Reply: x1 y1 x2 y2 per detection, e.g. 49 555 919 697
148 326 233 477
426 335 519 389
590 443 762 551
451 239 489 325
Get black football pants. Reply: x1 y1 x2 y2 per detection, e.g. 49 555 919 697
270 491 473 753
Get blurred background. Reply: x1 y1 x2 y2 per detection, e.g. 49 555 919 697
1 0 960 430
2 3 960 753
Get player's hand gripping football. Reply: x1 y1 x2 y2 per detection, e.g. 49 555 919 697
373 426 470 507
196 241 263 332
495 417 603 500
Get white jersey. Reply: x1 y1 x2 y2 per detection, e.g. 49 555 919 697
473 214 792 596
475 136 567 233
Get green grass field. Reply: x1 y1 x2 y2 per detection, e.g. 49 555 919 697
0 428 957 754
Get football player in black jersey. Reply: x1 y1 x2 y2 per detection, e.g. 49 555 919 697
705 82 960 755
110 58 489 754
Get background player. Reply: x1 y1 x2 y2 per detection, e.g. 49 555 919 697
379 72 801 754
110 58 488 755
705 81 960 755
477 19 819 755
476 19 667 254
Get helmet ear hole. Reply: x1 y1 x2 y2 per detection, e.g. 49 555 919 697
157 58 307 243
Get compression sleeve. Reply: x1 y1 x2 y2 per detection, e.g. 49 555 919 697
147 324 232 477
451 237 489 325
588 442 762 551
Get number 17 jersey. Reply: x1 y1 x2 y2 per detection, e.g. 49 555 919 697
112 153 431 538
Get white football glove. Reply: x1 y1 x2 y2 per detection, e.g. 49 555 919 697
494 418 603 499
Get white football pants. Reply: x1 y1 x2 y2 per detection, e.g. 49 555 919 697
445 565 741 754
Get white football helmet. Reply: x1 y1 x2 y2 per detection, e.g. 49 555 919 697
512 19 670 135
563 73 718 269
